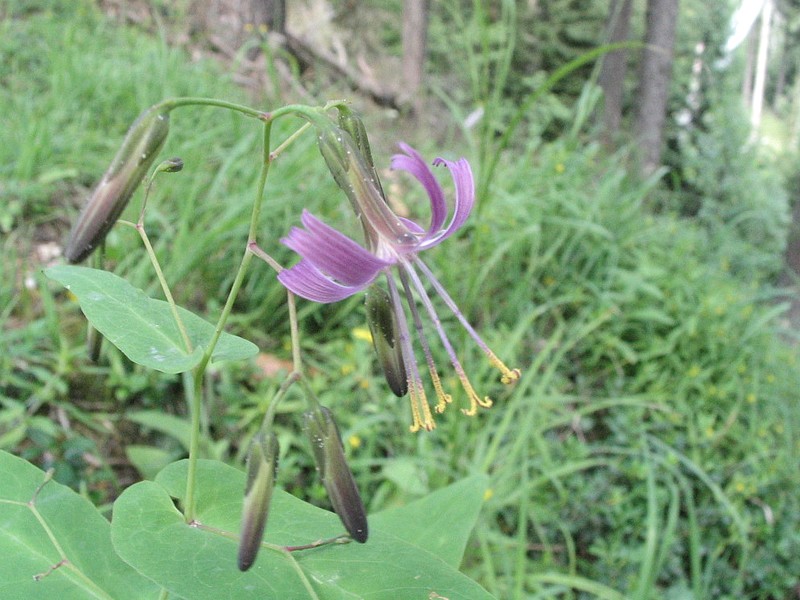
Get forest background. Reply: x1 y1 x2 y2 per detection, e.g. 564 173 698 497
1 0 799 598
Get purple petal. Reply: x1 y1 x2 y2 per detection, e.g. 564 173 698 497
391 144 447 237
278 260 368 303
281 210 391 287
419 157 474 249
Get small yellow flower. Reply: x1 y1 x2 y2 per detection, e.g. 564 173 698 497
746 393 756 404
704 426 715 439
348 435 362 449
687 365 701 378
555 163 565 174
734 481 746 493
483 488 494 502
352 327 373 343
341 364 355 375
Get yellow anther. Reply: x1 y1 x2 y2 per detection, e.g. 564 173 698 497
408 382 436 432
428 368 453 414
488 353 520 384
456 371 492 416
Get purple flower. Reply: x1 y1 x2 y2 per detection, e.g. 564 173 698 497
279 143 519 431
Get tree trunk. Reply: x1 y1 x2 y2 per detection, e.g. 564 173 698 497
750 0 773 134
635 0 679 176
249 0 286 35
401 0 430 113
598 0 633 145
742 29 757 106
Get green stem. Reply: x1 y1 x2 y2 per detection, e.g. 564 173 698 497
154 97 268 120
138 223 193 353
183 120 275 522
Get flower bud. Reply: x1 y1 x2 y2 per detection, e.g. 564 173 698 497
317 125 415 250
237 430 280 571
303 406 368 543
159 157 184 173
65 106 170 263
365 284 407 397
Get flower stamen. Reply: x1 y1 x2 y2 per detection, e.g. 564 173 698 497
414 259 521 387
386 275 435 431
404 260 493 417
454 367 494 416
398 270 453 413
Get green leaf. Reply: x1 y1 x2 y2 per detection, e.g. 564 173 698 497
127 410 193 451
44 265 258 373
0 450 160 600
111 459 495 600
371 473 489 568
125 445 177 480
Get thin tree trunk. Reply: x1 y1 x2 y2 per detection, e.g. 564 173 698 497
742 29 757 106
401 0 430 113
751 0 773 133
598 0 633 145
635 0 680 176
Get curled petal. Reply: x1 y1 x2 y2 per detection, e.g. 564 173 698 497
420 157 474 249
278 260 369 303
391 143 447 237
281 210 391 286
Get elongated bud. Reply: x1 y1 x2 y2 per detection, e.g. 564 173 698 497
65 106 170 263
365 285 407 397
303 406 368 543
337 108 386 200
317 125 415 249
237 430 280 571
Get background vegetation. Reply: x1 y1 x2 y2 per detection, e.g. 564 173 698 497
2 0 798 598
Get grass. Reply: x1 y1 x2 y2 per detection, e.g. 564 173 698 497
2 1 799 598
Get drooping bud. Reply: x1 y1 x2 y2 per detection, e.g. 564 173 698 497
159 157 184 173
65 106 170 263
337 108 381 177
237 430 280 571
365 284 407 397
303 406 368 543
316 125 416 251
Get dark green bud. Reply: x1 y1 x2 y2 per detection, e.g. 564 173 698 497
317 123 414 247
237 430 280 571
317 127 350 185
366 285 407 397
159 157 184 173
337 108 385 199
65 106 170 263
304 406 368 543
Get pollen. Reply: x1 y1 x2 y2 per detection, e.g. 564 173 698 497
428 369 453 414
488 353 521 385
408 381 436 432
456 370 493 416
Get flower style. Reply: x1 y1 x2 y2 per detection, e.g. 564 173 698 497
278 139 519 431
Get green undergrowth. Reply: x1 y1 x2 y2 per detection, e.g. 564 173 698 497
1 1 798 598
